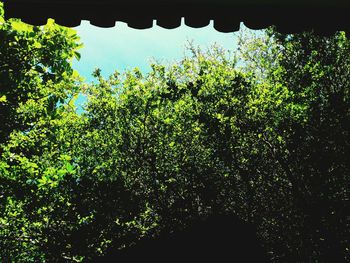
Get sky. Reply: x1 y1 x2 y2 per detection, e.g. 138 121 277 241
72 20 242 83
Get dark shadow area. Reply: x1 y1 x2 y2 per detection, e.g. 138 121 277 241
92 214 269 262
4 1 350 35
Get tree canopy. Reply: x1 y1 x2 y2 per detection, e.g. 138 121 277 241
0 2 349 262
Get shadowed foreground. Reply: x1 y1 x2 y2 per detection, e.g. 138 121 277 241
93 214 269 262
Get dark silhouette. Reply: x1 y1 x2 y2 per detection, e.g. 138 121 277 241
93 214 269 262
4 0 350 35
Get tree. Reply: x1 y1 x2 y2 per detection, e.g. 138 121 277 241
0 2 81 143
238 29 350 261
69 46 271 260
1 7 349 261
0 3 83 261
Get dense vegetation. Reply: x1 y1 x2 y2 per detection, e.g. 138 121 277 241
1 2 349 262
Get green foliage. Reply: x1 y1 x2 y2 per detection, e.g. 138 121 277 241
238 28 350 261
0 2 84 261
1 2 349 261
0 2 82 144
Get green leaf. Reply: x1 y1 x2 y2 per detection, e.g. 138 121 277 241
74 51 81 61
65 162 75 174
33 42 42 49
11 20 32 32
0 95 7 103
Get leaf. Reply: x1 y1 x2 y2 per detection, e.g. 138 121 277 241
67 95 78 109
26 179 34 185
0 95 7 103
11 20 32 32
74 51 81 61
57 169 67 177
65 162 75 174
33 42 42 49
45 18 56 30
37 176 49 188
60 154 72 162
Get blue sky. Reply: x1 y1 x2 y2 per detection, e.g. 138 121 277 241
72 20 241 83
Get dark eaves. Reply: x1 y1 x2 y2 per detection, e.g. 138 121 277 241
3 0 350 35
